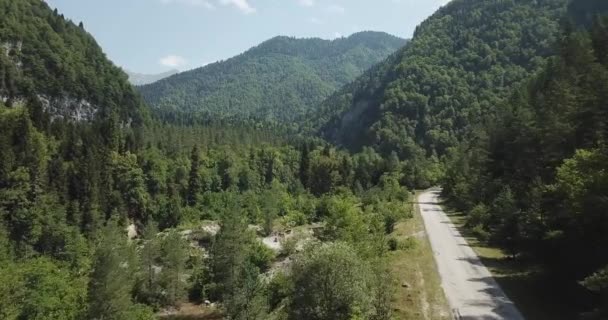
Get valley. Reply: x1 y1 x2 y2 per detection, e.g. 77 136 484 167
419 190 523 319
1 0 608 319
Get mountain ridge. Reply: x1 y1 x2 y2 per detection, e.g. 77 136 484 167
138 31 407 123
311 0 569 161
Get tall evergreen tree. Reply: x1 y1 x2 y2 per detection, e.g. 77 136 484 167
187 145 202 206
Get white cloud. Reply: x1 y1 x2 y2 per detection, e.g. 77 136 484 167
324 4 345 15
159 55 188 68
298 0 314 7
160 0 215 9
219 0 256 14
333 32 343 38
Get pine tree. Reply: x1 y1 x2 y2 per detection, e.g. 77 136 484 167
187 145 202 206
299 144 310 189
136 222 161 306
160 229 188 306
87 219 136 320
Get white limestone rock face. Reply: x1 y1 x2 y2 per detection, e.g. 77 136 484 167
1 41 100 122
1 94 100 122
38 95 99 122
126 224 138 240
2 41 23 67
2 41 22 57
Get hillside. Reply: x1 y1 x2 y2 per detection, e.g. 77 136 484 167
0 0 145 123
138 32 406 123
0 3 421 320
312 0 569 161
5 0 608 319
442 3 608 318
126 69 178 86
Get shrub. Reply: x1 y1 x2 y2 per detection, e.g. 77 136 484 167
388 238 398 251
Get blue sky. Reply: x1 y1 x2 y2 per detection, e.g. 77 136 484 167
45 0 450 74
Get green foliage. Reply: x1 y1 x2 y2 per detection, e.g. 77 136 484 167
87 219 138 320
288 242 373 320
0 259 20 320
159 229 189 306
0 257 87 320
0 1 422 319
387 237 398 251
140 32 406 124
135 222 163 307
16 257 87 320
209 210 271 318
110 151 150 222
442 11 608 316
321 194 366 244
0 0 145 123
582 265 608 317
311 0 568 171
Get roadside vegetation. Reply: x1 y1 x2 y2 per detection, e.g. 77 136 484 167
3 0 608 319
387 192 450 320
445 208 593 320
442 6 608 318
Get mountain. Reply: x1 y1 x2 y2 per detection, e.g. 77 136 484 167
312 0 569 160
138 32 406 123
126 69 178 86
442 5 608 317
0 0 145 124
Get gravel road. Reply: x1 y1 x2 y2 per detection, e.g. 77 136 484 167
419 189 524 320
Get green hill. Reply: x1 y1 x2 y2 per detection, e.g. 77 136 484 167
312 0 569 160
0 0 145 123
138 32 406 123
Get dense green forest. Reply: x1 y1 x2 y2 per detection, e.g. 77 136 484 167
310 0 568 163
305 0 608 317
0 0 145 124
442 2 608 317
139 32 406 124
0 3 415 320
1 98 412 319
3 0 608 318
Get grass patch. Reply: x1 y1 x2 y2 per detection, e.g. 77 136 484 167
386 192 450 320
444 208 593 320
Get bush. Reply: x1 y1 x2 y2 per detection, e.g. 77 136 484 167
267 272 291 310
249 240 276 272
466 203 490 229
284 210 307 227
398 238 417 251
288 243 372 320
281 234 300 256
388 238 398 251
471 224 490 241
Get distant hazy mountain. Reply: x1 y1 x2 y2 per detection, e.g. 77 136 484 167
126 69 179 86
138 31 406 122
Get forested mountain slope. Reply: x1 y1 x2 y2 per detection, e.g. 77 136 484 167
139 32 406 123
0 2 421 319
0 0 145 123
313 0 568 160
442 3 608 318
